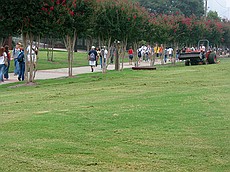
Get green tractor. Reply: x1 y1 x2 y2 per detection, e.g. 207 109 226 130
179 39 217 66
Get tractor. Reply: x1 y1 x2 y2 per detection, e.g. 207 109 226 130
179 39 217 66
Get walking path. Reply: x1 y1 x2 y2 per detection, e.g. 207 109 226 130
1 61 160 85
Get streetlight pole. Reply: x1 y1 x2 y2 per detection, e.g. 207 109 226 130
204 0 208 19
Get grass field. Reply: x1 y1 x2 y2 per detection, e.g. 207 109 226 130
1 58 230 171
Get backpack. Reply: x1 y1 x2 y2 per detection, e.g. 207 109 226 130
89 52 96 61
138 50 142 57
17 52 24 63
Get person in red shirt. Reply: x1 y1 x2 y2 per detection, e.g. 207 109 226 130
128 46 134 65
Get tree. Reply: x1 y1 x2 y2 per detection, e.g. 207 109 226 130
138 0 204 17
42 0 95 77
207 10 221 21
95 0 149 71
1 0 48 83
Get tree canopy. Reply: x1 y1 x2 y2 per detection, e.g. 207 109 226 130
138 0 204 17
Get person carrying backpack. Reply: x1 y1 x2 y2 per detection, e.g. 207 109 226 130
88 46 97 72
17 48 25 81
12 42 21 76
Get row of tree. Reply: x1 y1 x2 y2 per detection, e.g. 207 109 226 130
0 0 230 82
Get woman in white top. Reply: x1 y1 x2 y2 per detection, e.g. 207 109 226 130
0 47 7 82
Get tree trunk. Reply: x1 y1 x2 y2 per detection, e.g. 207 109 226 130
134 42 138 67
121 38 127 71
51 38 54 62
22 32 28 82
106 37 112 68
32 35 40 81
115 42 120 71
29 33 35 83
63 30 77 77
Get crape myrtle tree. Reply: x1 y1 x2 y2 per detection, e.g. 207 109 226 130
95 0 149 71
0 2 20 46
41 0 95 77
2 0 47 83
222 20 230 48
149 13 224 46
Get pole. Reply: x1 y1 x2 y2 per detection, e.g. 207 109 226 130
205 0 208 19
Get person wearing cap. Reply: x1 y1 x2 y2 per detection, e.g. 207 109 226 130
12 42 21 76
88 46 97 72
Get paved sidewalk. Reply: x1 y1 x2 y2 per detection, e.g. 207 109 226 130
0 61 159 85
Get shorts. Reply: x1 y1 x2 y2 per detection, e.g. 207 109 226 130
129 55 133 60
89 61 96 66
27 55 37 63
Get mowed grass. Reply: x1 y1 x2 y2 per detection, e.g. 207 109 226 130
1 58 230 171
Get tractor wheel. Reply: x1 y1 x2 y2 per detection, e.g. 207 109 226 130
207 52 217 64
185 60 190 66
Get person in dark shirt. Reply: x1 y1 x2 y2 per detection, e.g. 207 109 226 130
88 46 97 72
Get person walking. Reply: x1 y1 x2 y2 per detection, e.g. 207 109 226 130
17 48 25 81
27 44 38 69
96 47 100 67
168 47 174 63
12 42 21 76
164 47 168 64
159 44 164 64
128 46 134 65
109 45 115 64
3 45 11 80
88 46 97 72
0 47 7 83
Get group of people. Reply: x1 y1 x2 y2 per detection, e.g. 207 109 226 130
87 43 178 72
0 42 38 83
88 46 108 72
137 44 174 64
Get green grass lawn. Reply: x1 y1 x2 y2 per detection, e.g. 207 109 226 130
1 58 230 171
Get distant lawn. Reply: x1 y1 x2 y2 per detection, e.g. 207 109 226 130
1 58 229 171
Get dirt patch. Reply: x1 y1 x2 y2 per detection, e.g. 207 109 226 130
8 82 38 88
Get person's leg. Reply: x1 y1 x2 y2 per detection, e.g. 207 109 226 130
21 63 25 81
4 60 10 79
18 63 22 81
0 64 4 82
14 59 17 75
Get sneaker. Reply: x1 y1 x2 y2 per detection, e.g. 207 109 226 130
18 77 21 81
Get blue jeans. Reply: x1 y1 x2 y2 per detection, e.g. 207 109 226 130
100 57 106 68
164 55 168 63
0 64 5 81
4 60 10 79
14 59 19 75
18 62 25 81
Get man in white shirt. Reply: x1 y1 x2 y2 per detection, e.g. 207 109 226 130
168 47 174 63
27 44 38 68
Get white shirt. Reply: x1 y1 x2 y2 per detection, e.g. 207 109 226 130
27 45 37 55
168 48 173 55
0 52 7 64
103 49 108 59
